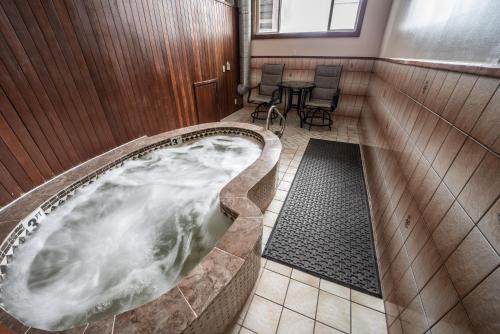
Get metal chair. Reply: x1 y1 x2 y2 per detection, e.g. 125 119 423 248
301 65 342 130
248 64 284 122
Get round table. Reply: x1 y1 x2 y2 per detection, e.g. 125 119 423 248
278 81 315 126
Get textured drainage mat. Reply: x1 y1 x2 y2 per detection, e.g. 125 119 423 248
263 139 381 297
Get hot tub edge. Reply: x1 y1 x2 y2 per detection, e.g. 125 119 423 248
0 122 281 334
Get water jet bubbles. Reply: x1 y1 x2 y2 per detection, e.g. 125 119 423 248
0 135 262 331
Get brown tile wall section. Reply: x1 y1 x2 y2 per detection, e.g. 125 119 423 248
359 60 500 333
248 57 373 118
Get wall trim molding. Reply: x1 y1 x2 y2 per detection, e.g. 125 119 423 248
251 56 500 78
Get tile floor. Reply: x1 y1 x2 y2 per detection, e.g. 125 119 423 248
222 108 387 334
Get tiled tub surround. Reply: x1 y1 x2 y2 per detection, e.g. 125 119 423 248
248 57 373 118
360 60 500 333
0 122 281 334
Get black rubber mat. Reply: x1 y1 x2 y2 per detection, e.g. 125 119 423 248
263 139 381 297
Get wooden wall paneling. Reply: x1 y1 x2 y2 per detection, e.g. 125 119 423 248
93 0 147 137
0 6 71 172
145 0 179 132
0 0 241 207
80 0 139 139
0 115 41 190
152 0 182 131
29 0 115 153
165 0 193 126
129 0 168 133
1 1 86 166
194 79 219 123
0 139 31 194
0 160 23 198
0 88 48 184
176 0 200 125
0 181 13 205
62 0 131 143
156 0 185 130
233 7 243 110
0 56 61 177
214 2 227 119
44 0 117 149
125 0 160 133
107 0 155 135
9 0 91 162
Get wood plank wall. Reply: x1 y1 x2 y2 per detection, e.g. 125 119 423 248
0 0 239 207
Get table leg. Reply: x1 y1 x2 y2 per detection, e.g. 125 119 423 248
298 88 306 128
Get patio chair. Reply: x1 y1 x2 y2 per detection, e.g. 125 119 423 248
247 64 284 122
301 65 342 130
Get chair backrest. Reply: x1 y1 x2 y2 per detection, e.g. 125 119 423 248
259 64 284 96
311 65 342 101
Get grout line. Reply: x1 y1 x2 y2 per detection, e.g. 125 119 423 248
177 287 198 318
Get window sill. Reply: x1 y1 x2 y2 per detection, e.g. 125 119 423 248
252 31 361 39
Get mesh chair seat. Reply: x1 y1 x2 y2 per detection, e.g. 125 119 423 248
305 98 332 109
249 94 273 103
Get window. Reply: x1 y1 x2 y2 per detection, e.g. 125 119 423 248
255 0 366 38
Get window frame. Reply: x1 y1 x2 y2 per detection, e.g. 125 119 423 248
252 0 368 39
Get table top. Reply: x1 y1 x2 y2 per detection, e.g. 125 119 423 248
279 81 315 89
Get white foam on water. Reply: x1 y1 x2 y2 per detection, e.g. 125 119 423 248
0 135 262 330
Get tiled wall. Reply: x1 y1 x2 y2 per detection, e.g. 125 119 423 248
248 57 373 118
360 60 500 333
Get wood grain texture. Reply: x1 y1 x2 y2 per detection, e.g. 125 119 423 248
0 0 239 207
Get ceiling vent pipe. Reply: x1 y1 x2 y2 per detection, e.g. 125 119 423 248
237 0 252 95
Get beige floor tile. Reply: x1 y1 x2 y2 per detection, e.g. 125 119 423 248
351 303 387 334
319 279 350 300
262 226 272 244
265 260 293 277
243 295 283 334
263 210 279 228
255 269 290 304
262 226 273 253
274 189 288 201
239 327 256 334
277 308 315 334
284 279 319 318
283 173 296 182
316 290 351 333
351 290 385 313
291 269 320 288
278 181 293 191
314 322 345 334
268 199 284 213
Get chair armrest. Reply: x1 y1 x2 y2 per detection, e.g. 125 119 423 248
332 88 341 109
269 87 284 105
247 84 260 104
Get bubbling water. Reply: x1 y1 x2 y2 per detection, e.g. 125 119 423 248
0 135 262 331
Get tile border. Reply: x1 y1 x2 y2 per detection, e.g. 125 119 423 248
0 121 281 334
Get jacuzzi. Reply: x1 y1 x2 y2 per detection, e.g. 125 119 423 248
0 122 281 334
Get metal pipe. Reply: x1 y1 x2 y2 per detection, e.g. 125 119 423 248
237 0 252 95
